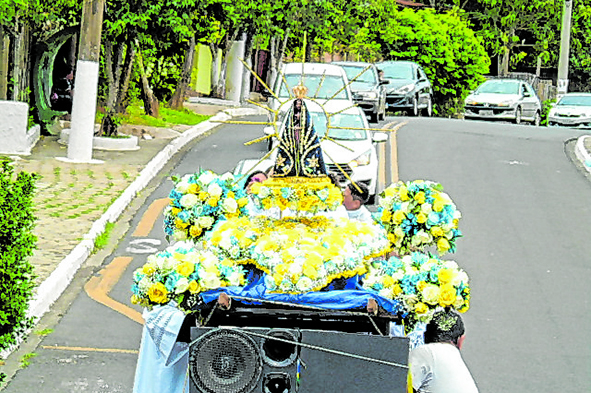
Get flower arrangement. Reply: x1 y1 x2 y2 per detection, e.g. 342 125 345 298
130 241 248 311
362 251 470 333
163 170 250 243
249 176 343 214
377 180 462 255
246 216 390 293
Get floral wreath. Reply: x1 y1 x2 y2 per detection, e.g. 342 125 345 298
163 170 249 243
362 251 470 333
377 180 462 256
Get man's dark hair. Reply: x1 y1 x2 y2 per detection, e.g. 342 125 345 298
348 182 369 204
423 309 465 346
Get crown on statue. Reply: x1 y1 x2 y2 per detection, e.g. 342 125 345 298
292 83 308 99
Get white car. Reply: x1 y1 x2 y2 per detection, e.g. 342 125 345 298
265 100 388 202
464 79 542 125
547 92 591 129
262 62 354 149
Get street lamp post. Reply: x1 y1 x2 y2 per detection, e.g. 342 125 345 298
557 0 573 101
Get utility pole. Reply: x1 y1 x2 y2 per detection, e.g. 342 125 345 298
63 0 105 163
557 0 573 101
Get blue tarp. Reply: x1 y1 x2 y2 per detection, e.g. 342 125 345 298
200 270 403 315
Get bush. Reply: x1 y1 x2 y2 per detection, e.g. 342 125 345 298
0 160 38 352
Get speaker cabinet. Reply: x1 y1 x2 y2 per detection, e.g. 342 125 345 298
190 327 300 393
298 330 409 393
189 327 409 393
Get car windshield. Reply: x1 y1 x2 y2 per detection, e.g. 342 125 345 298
278 74 350 100
379 63 414 80
477 80 520 95
307 112 367 141
340 66 376 84
557 95 591 106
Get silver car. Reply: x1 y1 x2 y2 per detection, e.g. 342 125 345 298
547 93 591 129
464 79 542 126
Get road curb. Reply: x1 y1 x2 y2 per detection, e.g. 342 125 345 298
26 107 265 332
574 134 591 174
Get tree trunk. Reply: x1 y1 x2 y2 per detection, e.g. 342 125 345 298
0 31 9 100
305 32 314 62
210 42 220 97
241 33 254 103
170 34 196 109
116 41 136 113
500 46 510 76
268 36 277 87
12 22 31 102
135 43 159 117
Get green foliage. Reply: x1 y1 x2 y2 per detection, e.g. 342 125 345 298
122 103 210 127
0 161 38 352
379 8 490 116
540 98 556 126
20 352 37 367
93 222 115 253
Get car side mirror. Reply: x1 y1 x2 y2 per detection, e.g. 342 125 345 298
379 80 390 85
372 132 388 143
260 89 272 98
263 126 275 136
523 91 531 97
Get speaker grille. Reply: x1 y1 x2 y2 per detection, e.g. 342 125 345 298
190 329 263 393
261 329 299 368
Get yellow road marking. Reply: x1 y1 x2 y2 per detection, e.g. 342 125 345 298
84 256 145 325
41 345 139 354
132 198 169 237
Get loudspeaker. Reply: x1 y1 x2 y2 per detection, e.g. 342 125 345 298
189 327 300 393
297 330 409 393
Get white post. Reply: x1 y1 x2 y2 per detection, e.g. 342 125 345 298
225 37 245 103
557 0 573 101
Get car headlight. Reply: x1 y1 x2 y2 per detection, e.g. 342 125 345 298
496 101 514 107
465 99 477 106
349 149 372 167
393 84 414 95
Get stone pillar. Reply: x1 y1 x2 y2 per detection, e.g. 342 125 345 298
0 101 41 155
225 37 245 103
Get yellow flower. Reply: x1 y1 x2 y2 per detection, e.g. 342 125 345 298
175 261 195 277
148 283 168 304
438 284 456 307
398 186 409 201
416 212 427 224
207 197 219 207
414 302 429 314
430 226 444 237
130 294 141 305
382 275 394 288
188 280 201 294
237 197 249 208
437 238 450 253
438 268 453 284
187 183 199 194
417 280 427 292
171 207 181 215
227 191 235 199
142 263 156 275
414 191 426 204
198 191 209 201
392 284 403 296
189 225 203 238
393 210 406 224
175 218 189 229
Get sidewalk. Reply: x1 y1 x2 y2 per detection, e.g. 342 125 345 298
4 100 265 341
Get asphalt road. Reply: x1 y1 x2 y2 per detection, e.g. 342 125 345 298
3 115 590 392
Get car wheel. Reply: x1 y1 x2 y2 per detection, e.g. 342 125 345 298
407 96 418 116
532 111 541 127
514 107 522 124
422 95 433 117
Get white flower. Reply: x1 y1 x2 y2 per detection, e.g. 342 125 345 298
200 272 222 289
172 230 188 242
288 262 303 276
258 186 271 198
421 203 433 214
208 183 223 198
180 193 199 208
198 171 215 185
296 276 313 292
379 288 393 299
227 271 243 286
220 172 234 182
175 180 191 193
222 197 238 213
452 270 469 286
379 196 393 209
197 216 215 229
175 277 189 293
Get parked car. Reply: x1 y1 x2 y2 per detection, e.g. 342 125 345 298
375 60 433 116
265 100 388 203
464 79 542 126
332 61 388 123
261 62 354 150
547 92 591 128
